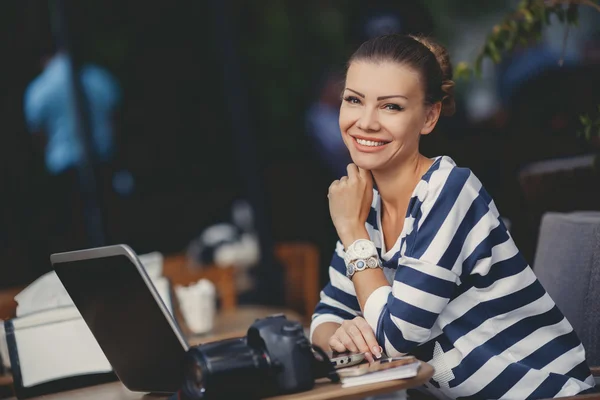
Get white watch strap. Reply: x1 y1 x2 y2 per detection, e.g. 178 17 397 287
344 239 378 265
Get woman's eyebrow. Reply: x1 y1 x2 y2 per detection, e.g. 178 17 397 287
345 88 408 100
345 88 365 97
377 94 408 100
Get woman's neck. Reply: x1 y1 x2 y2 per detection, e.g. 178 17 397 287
372 152 432 219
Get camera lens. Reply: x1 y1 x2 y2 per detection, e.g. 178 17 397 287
182 348 206 399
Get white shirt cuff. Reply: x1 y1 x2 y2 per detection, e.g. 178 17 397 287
363 285 392 333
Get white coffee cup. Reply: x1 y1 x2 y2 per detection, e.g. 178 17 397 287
175 279 216 334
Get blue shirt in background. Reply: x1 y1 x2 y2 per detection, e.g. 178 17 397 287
24 53 121 175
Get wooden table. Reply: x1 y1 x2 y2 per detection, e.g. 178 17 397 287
0 306 300 390
3 306 435 399
13 363 433 400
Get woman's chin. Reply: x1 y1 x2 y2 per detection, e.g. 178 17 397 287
350 155 385 172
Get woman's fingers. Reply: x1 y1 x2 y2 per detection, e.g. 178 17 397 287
346 324 374 363
330 318 382 364
334 327 359 353
347 163 359 180
328 336 347 353
354 317 382 358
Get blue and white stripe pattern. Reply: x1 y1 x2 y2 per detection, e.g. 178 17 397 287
311 156 593 399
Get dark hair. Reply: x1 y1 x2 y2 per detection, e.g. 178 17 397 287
348 34 455 116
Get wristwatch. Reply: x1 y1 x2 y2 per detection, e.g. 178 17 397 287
344 239 381 279
346 255 381 279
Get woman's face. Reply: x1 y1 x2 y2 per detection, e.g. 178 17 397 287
339 60 439 172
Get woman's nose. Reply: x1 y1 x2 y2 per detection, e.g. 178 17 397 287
357 108 380 131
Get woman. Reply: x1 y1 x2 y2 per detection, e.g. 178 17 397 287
310 34 594 399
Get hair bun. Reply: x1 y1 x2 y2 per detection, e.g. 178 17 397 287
441 79 456 117
410 35 456 116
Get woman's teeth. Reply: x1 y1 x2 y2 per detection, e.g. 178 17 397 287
356 138 387 147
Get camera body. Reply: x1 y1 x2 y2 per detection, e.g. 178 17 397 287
178 314 336 399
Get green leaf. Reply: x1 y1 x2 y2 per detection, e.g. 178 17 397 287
454 62 472 80
580 114 592 126
487 41 501 63
531 3 546 24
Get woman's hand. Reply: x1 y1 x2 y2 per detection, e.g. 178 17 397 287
328 164 373 247
329 317 383 363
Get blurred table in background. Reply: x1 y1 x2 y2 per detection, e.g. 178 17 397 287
163 242 321 324
188 305 302 344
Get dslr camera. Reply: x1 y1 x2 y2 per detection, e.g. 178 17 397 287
173 314 338 399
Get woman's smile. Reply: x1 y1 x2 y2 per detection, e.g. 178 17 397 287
351 135 391 152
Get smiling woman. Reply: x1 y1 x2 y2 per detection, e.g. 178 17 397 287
310 34 595 400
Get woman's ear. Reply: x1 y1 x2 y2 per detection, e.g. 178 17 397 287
420 102 442 136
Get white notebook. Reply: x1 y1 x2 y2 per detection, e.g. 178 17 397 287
1 271 173 389
340 359 421 388
5 306 112 388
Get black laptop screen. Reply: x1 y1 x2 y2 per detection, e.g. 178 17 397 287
54 254 187 393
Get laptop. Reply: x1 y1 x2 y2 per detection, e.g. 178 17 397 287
50 244 189 393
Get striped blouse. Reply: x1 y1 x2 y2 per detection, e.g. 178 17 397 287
310 156 594 399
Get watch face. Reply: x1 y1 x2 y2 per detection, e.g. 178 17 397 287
367 257 379 268
354 239 376 258
346 263 354 277
355 260 366 271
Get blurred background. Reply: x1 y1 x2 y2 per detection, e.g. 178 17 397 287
1 0 600 301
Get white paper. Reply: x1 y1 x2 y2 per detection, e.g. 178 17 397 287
340 361 421 388
14 313 112 387
138 252 164 279
14 272 73 317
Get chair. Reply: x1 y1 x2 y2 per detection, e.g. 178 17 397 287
517 155 600 263
0 287 25 321
533 212 600 375
274 242 320 322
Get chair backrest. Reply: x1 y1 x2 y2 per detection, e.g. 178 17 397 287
274 242 320 322
0 287 25 321
533 211 600 366
517 157 600 262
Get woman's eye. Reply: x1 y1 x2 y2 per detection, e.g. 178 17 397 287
383 103 403 111
343 96 361 105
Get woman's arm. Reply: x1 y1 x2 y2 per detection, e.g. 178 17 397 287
310 241 382 361
310 242 361 340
